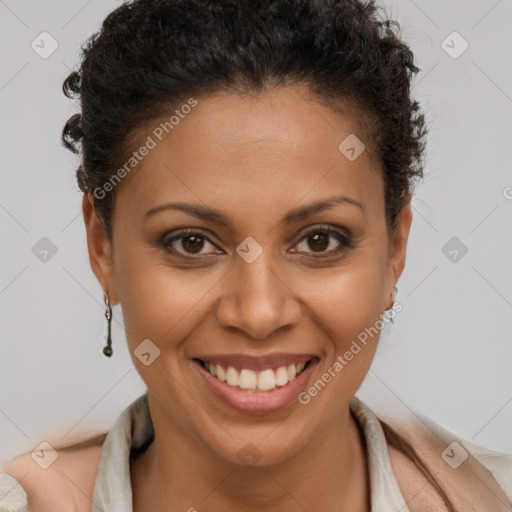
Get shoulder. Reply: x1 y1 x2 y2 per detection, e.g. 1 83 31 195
0 441 104 512
382 413 512 511
456 436 512 504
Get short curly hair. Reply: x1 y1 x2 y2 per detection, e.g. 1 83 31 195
61 0 427 243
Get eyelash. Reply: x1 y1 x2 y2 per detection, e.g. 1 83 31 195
158 225 355 259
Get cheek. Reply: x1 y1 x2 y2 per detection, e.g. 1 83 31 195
115 250 226 350
293 252 388 386
294 262 388 414
298 253 388 338
114 254 225 415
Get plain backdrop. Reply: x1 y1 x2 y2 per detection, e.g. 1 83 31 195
1 0 511 463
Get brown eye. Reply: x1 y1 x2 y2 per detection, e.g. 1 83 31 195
160 229 223 257
181 234 205 254
306 232 329 252
292 226 353 256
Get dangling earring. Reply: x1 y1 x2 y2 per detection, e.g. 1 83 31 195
103 291 113 357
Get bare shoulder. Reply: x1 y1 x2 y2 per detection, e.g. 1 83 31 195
1 441 104 512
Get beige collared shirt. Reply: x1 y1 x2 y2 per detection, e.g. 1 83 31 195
1 392 511 511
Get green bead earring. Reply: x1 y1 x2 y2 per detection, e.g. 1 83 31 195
103 291 113 357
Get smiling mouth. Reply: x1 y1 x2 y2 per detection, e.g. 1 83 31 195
196 358 316 392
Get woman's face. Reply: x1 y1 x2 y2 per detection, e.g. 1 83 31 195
84 85 411 465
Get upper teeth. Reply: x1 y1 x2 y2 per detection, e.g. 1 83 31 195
205 362 307 392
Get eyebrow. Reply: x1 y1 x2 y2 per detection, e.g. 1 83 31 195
144 194 364 229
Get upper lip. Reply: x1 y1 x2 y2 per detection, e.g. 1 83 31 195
195 353 318 371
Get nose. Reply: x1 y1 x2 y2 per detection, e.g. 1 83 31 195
215 254 303 340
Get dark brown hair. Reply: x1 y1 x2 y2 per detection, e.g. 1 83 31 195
62 0 427 242
59 0 452 509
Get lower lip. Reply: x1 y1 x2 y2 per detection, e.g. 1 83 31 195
193 359 318 414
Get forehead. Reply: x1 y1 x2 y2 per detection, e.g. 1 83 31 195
113 86 384 222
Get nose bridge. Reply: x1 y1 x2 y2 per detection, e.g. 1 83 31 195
216 246 301 339
235 233 281 298
239 254 280 302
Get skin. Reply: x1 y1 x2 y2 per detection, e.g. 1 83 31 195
83 84 412 512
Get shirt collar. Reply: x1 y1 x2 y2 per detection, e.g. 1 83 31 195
90 392 409 512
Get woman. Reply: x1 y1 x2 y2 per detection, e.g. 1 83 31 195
1 0 511 511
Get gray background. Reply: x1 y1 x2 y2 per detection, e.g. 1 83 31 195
1 0 511 463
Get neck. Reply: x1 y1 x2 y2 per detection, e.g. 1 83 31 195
131 399 370 512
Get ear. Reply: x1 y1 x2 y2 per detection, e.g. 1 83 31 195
82 193 119 305
385 202 413 309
